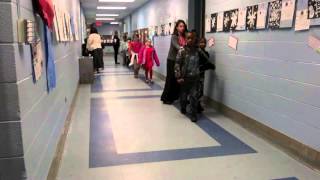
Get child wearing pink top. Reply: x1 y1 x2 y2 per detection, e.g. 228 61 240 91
138 39 160 83
129 34 143 67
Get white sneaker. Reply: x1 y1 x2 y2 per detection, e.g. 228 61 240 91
129 61 134 67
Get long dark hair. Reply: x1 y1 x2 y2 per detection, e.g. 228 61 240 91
90 27 98 34
173 20 188 37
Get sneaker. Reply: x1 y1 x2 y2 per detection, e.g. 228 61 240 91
149 80 154 84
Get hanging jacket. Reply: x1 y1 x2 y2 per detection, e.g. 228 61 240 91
32 0 55 29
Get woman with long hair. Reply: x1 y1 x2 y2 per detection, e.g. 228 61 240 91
87 27 104 73
161 20 188 104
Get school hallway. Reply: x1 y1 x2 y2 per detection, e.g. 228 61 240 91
54 57 320 180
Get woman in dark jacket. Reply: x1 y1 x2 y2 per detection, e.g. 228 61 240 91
161 20 188 104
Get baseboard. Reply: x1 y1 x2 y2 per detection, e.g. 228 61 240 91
47 85 80 180
203 96 320 171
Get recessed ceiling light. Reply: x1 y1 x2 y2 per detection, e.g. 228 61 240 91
96 14 119 17
97 6 127 10
96 17 116 21
110 22 120 24
99 0 135 2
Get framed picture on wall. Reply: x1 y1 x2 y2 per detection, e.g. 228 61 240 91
236 7 247 31
268 0 282 29
211 13 218 32
280 0 296 28
246 5 258 30
256 2 269 29
308 0 320 19
223 10 234 32
217 12 224 32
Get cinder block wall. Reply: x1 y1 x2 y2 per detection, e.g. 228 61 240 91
0 0 26 179
0 0 83 179
205 0 320 152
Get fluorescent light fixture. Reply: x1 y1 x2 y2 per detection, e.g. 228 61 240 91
96 17 115 21
110 22 120 24
99 0 135 2
97 6 127 10
96 14 119 17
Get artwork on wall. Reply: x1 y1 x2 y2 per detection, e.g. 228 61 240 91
257 2 269 29
211 13 218 32
223 11 231 32
295 0 311 31
169 22 175 35
268 0 283 29
236 8 247 30
160 24 165 36
280 0 296 28
155 26 159 36
308 0 320 19
208 37 215 47
205 16 211 33
246 5 258 30
217 12 224 32
31 39 44 82
295 9 311 30
228 35 238 50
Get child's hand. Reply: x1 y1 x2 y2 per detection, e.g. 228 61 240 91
177 79 184 84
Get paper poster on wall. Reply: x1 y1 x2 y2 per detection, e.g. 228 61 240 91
223 9 238 32
308 35 320 51
308 0 320 19
257 2 268 29
295 9 310 30
228 35 238 50
236 7 247 30
205 16 211 33
165 23 170 36
208 37 215 47
53 6 60 42
280 0 296 27
160 24 165 36
268 0 283 29
217 12 224 32
31 40 44 82
155 26 159 36
211 13 218 32
246 5 258 30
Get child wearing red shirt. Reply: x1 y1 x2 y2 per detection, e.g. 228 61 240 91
138 39 160 83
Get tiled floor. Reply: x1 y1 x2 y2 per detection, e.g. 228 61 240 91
57 58 320 180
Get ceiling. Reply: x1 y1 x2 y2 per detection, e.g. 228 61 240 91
80 0 150 24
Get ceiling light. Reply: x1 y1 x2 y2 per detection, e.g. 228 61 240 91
110 22 120 24
96 17 115 21
99 0 135 2
97 6 127 10
96 14 119 17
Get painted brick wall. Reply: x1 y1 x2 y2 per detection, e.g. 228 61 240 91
0 0 83 179
205 0 320 151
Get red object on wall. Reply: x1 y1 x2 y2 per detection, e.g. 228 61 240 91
33 0 55 29
96 21 102 27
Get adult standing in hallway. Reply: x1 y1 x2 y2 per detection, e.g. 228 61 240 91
87 27 103 73
161 20 188 104
113 31 121 64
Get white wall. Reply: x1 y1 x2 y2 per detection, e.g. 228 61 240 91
124 0 188 31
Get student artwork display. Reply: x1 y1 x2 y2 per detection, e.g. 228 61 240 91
211 13 218 32
268 0 283 29
246 5 258 30
257 2 269 29
308 0 320 19
208 37 215 47
31 40 44 82
217 12 224 32
295 0 311 31
280 0 296 27
223 9 238 31
169 22 175 35
228 35 238 50
205 17 211 33
236 8 247 30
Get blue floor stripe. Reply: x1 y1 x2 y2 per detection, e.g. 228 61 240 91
89 68 257 168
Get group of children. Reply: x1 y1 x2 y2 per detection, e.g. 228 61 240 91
123 32 215 122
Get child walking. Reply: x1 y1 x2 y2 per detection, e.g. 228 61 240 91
138 39 160 83
198 37 215 112
129 34 143 78
175 32 201 122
